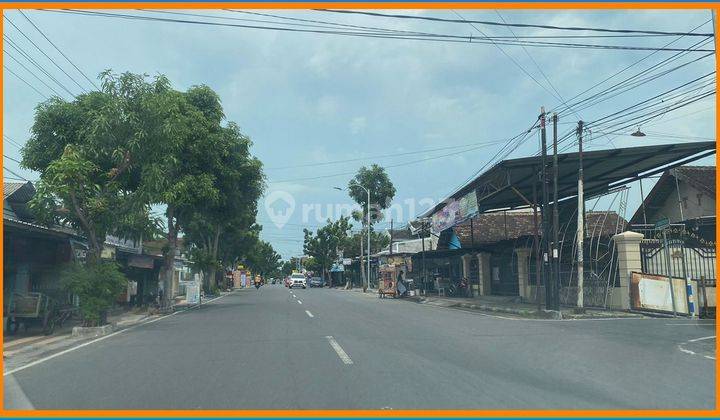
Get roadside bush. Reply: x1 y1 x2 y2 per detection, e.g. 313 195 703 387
60 262 127 326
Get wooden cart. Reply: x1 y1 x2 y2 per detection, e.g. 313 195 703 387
5 292 65 335
378 266 398 298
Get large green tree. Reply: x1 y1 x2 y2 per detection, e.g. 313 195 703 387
141 85 227 301
22 71 181 322
303 216 352 285
23 71 177 262
245 240 282 278
183 123 265 292
347 164 395 291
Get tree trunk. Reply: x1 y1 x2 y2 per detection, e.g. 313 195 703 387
206 225 222 292
160 206 178 304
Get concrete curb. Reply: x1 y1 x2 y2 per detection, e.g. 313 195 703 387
71 324 115 338
411 297 561 319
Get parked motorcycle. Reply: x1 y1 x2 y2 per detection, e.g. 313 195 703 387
447 277 470 297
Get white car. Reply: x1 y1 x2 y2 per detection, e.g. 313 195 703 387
289 273 307 289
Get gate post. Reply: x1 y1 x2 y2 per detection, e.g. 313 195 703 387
515 248 532 301
612 231 644 310
476 253 491 296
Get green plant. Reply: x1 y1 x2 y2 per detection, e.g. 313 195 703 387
60 262 127 326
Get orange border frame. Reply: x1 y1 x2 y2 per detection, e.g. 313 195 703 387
0 2 718 417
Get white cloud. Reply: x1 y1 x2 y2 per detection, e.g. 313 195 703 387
349 116 367 134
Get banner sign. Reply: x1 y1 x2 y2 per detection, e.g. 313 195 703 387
186 283 200 305
458 190 479 219
128 254 154 269
431 199 459 234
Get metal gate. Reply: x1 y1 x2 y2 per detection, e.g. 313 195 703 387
639 239 716 284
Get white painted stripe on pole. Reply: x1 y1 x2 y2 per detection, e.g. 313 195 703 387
4 292 233 376
326 336 353 365
305 310 314 318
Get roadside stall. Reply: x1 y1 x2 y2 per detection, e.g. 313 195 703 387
378 265 397 298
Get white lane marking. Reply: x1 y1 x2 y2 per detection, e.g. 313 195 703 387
665 323 716 326
326 336 353 365
688 335 716 343
305 310 314 318
297 300 302 305
678 346 697 356
4 293 231 376
677 335 716 361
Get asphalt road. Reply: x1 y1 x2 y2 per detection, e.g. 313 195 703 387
4 285 716 409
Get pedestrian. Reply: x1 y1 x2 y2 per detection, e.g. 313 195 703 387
396 270 407 297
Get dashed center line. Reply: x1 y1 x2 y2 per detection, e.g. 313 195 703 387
326 336 353 365
297 300 302 304
305 310 314 318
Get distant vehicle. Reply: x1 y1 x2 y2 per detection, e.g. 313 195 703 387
289 273 306 289
309 277 325 288
271 278 276 285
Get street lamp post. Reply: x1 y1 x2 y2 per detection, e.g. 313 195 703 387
334 185 371 292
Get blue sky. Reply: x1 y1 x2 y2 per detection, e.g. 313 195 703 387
3 9 716 259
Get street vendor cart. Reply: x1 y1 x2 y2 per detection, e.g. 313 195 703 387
378 265 399 298
5 292 75 335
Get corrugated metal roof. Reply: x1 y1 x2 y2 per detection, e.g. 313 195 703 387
4 182 30 199
421 141 715 218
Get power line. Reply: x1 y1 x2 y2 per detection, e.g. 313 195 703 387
268 139 516 184
230 9 671 40
495 10 567 106
4 48 64 97
556 37 714 118
588 72 715 126
550 18 712 116
18 10 99 90
440 120 539 200
453 10 563 106
4 15 81 97
4 154 23 165
3 135 24 149
3 165 29 181
266 138 508 171
4 64 49 99
38 9 715 53
314 9 715 37
4 34 76 97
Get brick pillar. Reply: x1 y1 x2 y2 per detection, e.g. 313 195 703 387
461 254 472 295
476 253 491 296
515 248 532 300
612 231 644 310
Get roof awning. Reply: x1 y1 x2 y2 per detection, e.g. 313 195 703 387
422 141 715 217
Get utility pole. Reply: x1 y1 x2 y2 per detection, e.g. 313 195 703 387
539 107 552 308
576 120 585 310
389 219 393 255
532 178 542 312
366 187 371 291
421 219 427 295
552 113 560 311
